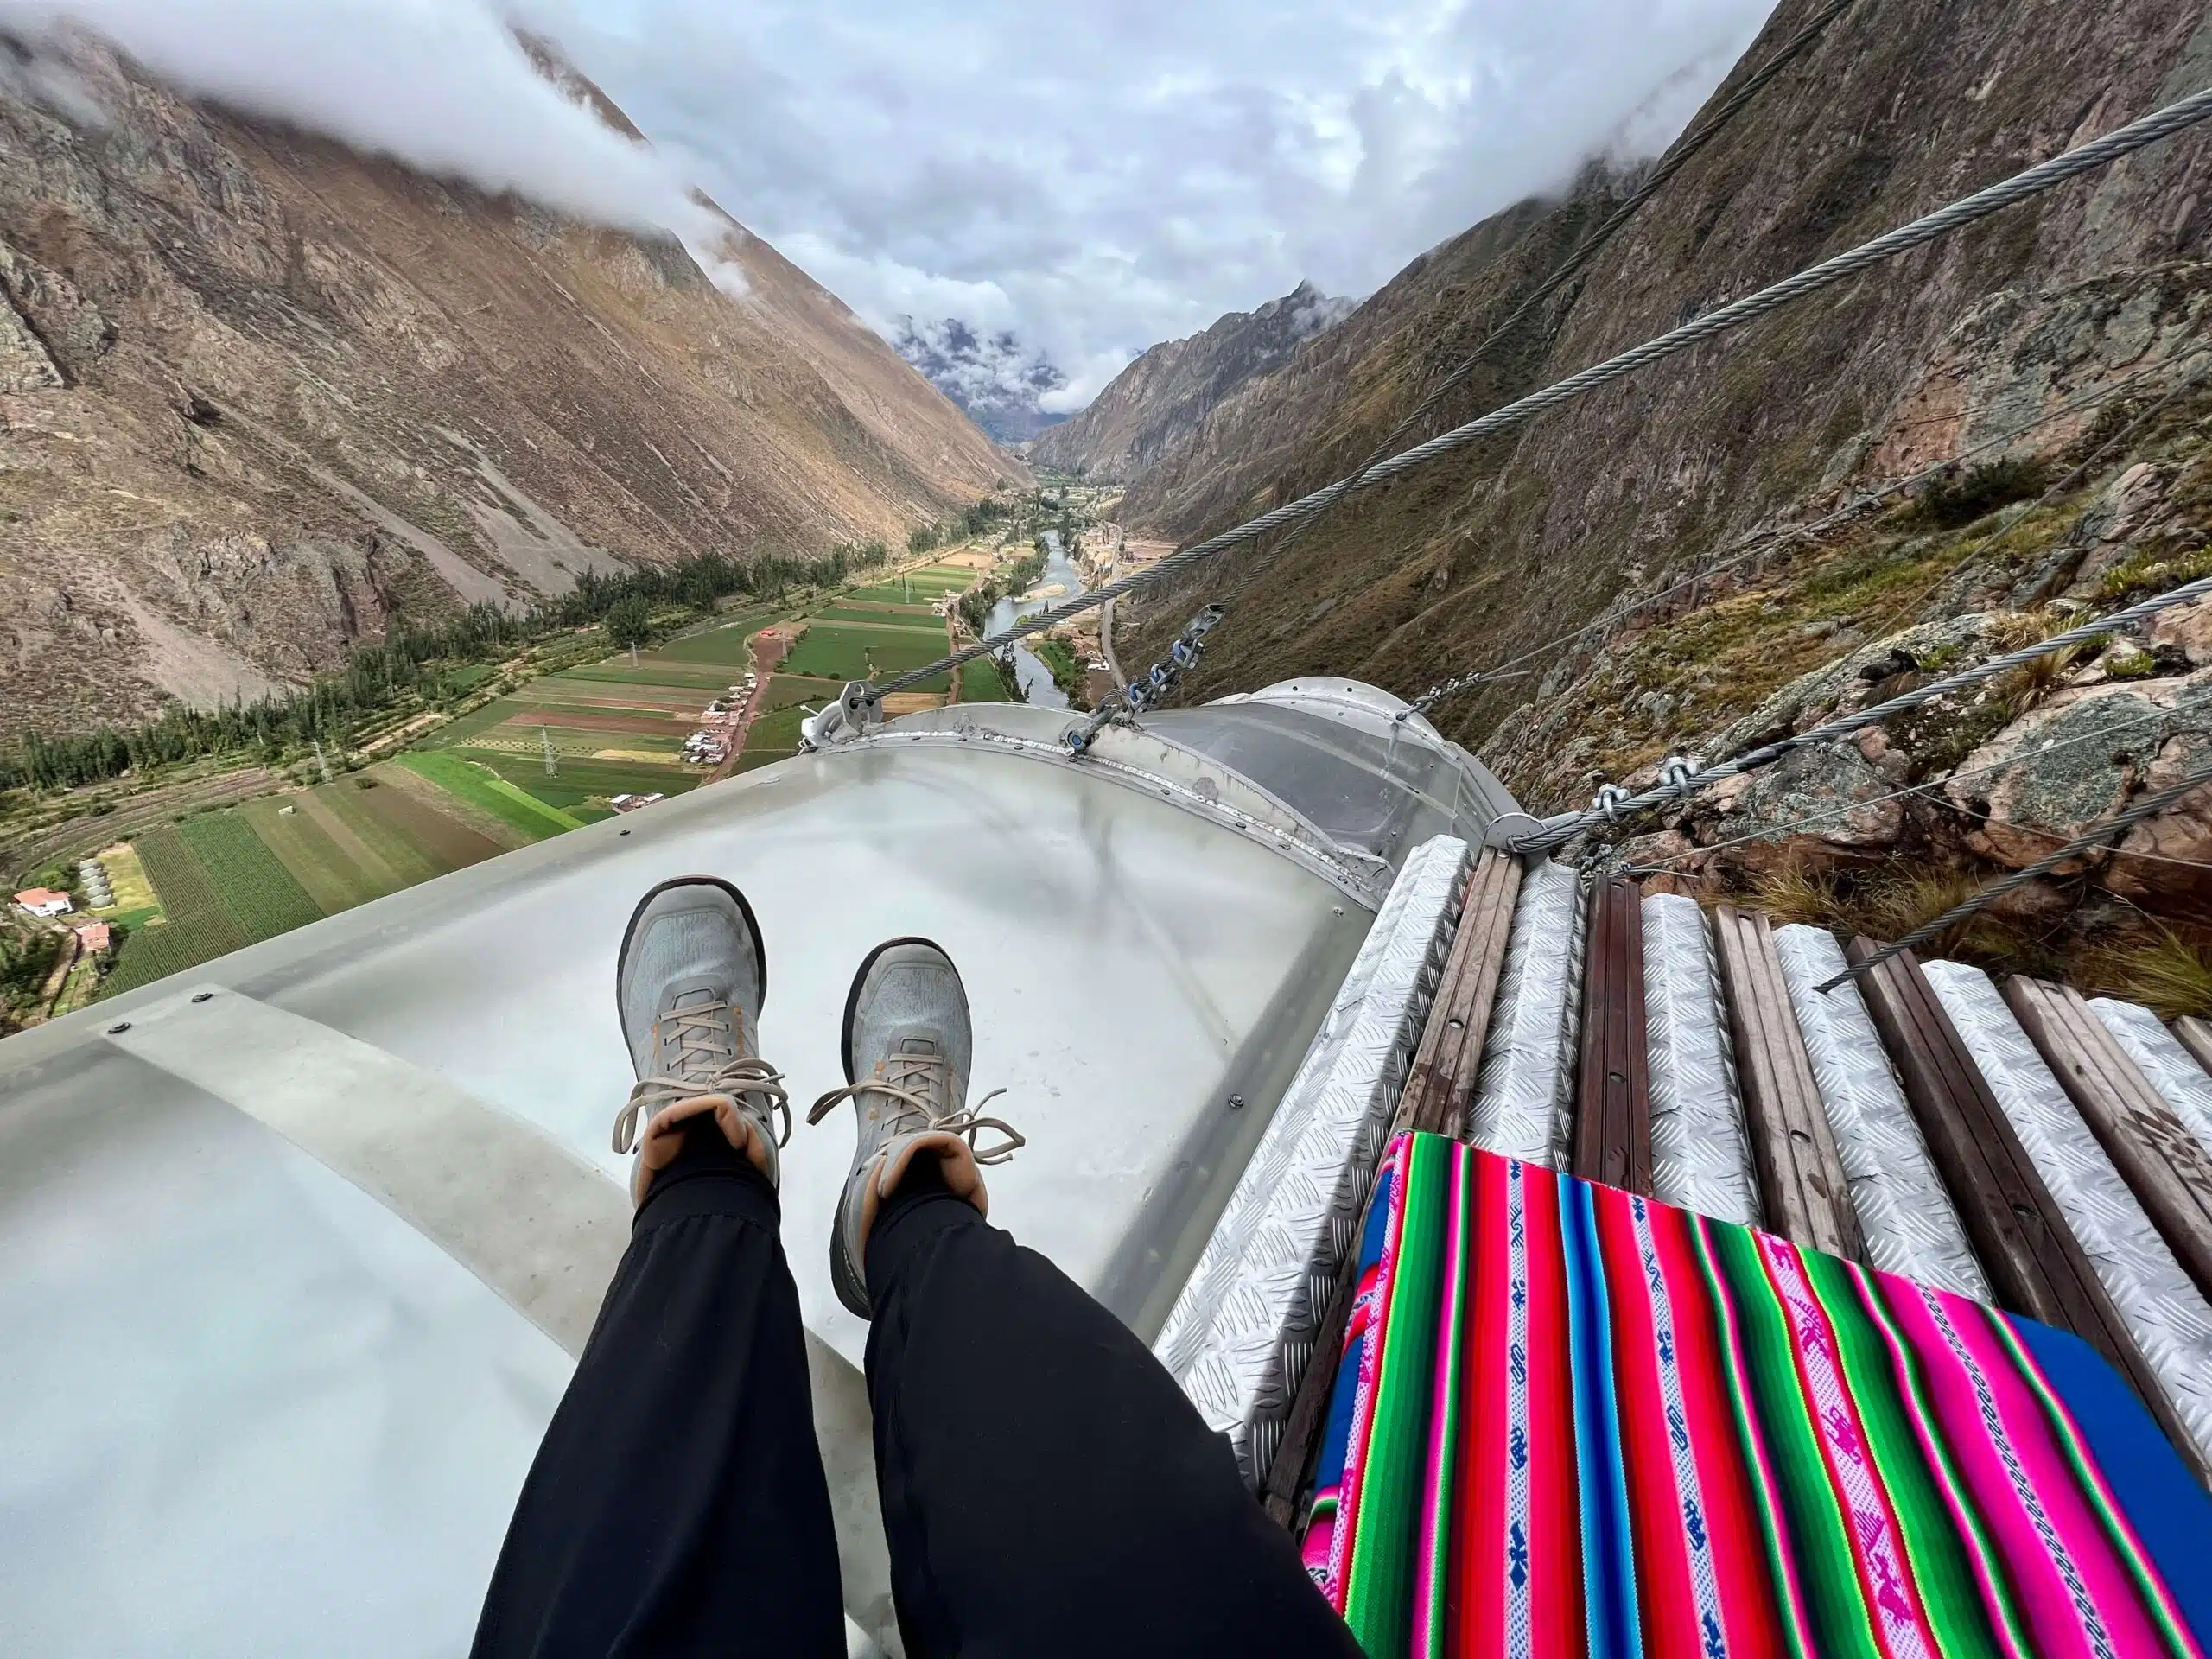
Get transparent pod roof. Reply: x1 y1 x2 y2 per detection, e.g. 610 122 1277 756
0 683 1516 1654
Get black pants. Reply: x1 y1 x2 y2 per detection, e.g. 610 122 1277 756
473 1130 1359 1657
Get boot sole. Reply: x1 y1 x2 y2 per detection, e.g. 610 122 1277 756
615 875 769 1060
830 1163 874 1319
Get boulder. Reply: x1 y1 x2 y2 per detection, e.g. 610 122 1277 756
2149 594 2212 669
2060 462 2176 597
1945 670 2210 873
1707 613 1999 757
2103 728 2212 922
1694 738 1905 875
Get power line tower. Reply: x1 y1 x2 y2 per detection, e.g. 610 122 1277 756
542 726 559 778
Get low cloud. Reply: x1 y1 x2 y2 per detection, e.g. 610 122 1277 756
524 0 1783 404
0 0 720 254
0 0 1784 410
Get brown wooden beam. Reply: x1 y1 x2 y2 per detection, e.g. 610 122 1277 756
1846 938 2200 1475
1713 906 1862 1258
2176 1015 2212 1081
1394 847 1522 1140
1262 844 1522 1527
1572 877 1653 1195
2005 976 2212 1307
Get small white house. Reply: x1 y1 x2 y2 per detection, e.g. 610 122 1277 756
14 887 73 918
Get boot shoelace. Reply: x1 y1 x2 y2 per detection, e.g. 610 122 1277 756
805 1051 1024 1166
613 1003 792 1154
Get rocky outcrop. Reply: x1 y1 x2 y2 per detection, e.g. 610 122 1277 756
0 31 1014 730
1604 608 2211 932
1028 282 1352 480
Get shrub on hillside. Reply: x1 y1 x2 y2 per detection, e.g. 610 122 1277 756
1914 458 2048 528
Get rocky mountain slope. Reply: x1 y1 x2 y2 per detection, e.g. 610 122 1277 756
0 30 1014 731
1097 0 2212 993
1027 280 1352 480
1112 0 2212 735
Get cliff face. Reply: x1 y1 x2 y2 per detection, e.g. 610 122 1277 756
0 32 1014 730
1027 281 1352 480
1112 0 2212 772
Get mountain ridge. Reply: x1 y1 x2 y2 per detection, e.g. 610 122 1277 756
1109 0 2212 765
1027 280 1352 480
0 29 1016 731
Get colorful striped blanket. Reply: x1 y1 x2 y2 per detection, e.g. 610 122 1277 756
1301 1133 2212 1659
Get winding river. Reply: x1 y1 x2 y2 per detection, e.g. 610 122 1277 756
984 530 1090 710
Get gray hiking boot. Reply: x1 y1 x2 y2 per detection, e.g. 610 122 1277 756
805 938 1023 1318
613 877 789 1205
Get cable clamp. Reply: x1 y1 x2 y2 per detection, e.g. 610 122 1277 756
1592 784 1631 822
798 681 876 752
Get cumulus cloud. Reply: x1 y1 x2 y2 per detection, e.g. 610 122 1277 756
0 0 1784 410
520 0 1783 403
0 0 721 253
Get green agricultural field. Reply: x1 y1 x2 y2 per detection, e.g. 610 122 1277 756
398 753 583 840
847 578 967 604
808 614 947 638
817 604 942 626
318 779 451 888
960 658 1014 702
737 707 807 772
763 674 842 712
99 823 252 997
452 749 698 812
415 702 519 751
355 776 507 870
561 661 734 690
783 624 952 683
242 796 391 914
653 625 772 666
180 812 324 942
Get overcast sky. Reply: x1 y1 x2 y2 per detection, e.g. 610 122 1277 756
3 0 1782 408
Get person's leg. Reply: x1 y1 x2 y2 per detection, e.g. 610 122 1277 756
808 938 1358 1659
473 1129 844 1658
474 877 843 1659
862 1166 1359 1659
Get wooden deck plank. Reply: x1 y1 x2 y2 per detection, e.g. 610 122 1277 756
2005 976 2212 1307
1713 906 1862 1259
1847 939 2185 1444
1394 847 1522 1140
1262 845 1520 1524
1571 877 1653 1195
2176 1016 2212 1081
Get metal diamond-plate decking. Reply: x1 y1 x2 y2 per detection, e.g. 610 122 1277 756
1466 860 1585 1166
1924 961 2212 1472
1772 925 1988 1300
1641 894 1759 1227
2091 997 2212 1154
1154 835 1467 1489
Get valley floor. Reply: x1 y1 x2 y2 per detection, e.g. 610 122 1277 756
0 543 1035 1028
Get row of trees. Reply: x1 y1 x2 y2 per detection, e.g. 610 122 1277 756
3 539 890 794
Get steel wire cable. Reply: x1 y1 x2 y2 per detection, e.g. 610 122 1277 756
1401 351 2205 717
1521 568 2212 851
1116 0 1870 672
868 84 2212 706
1617 692 2209 874
1816 751 2212 989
